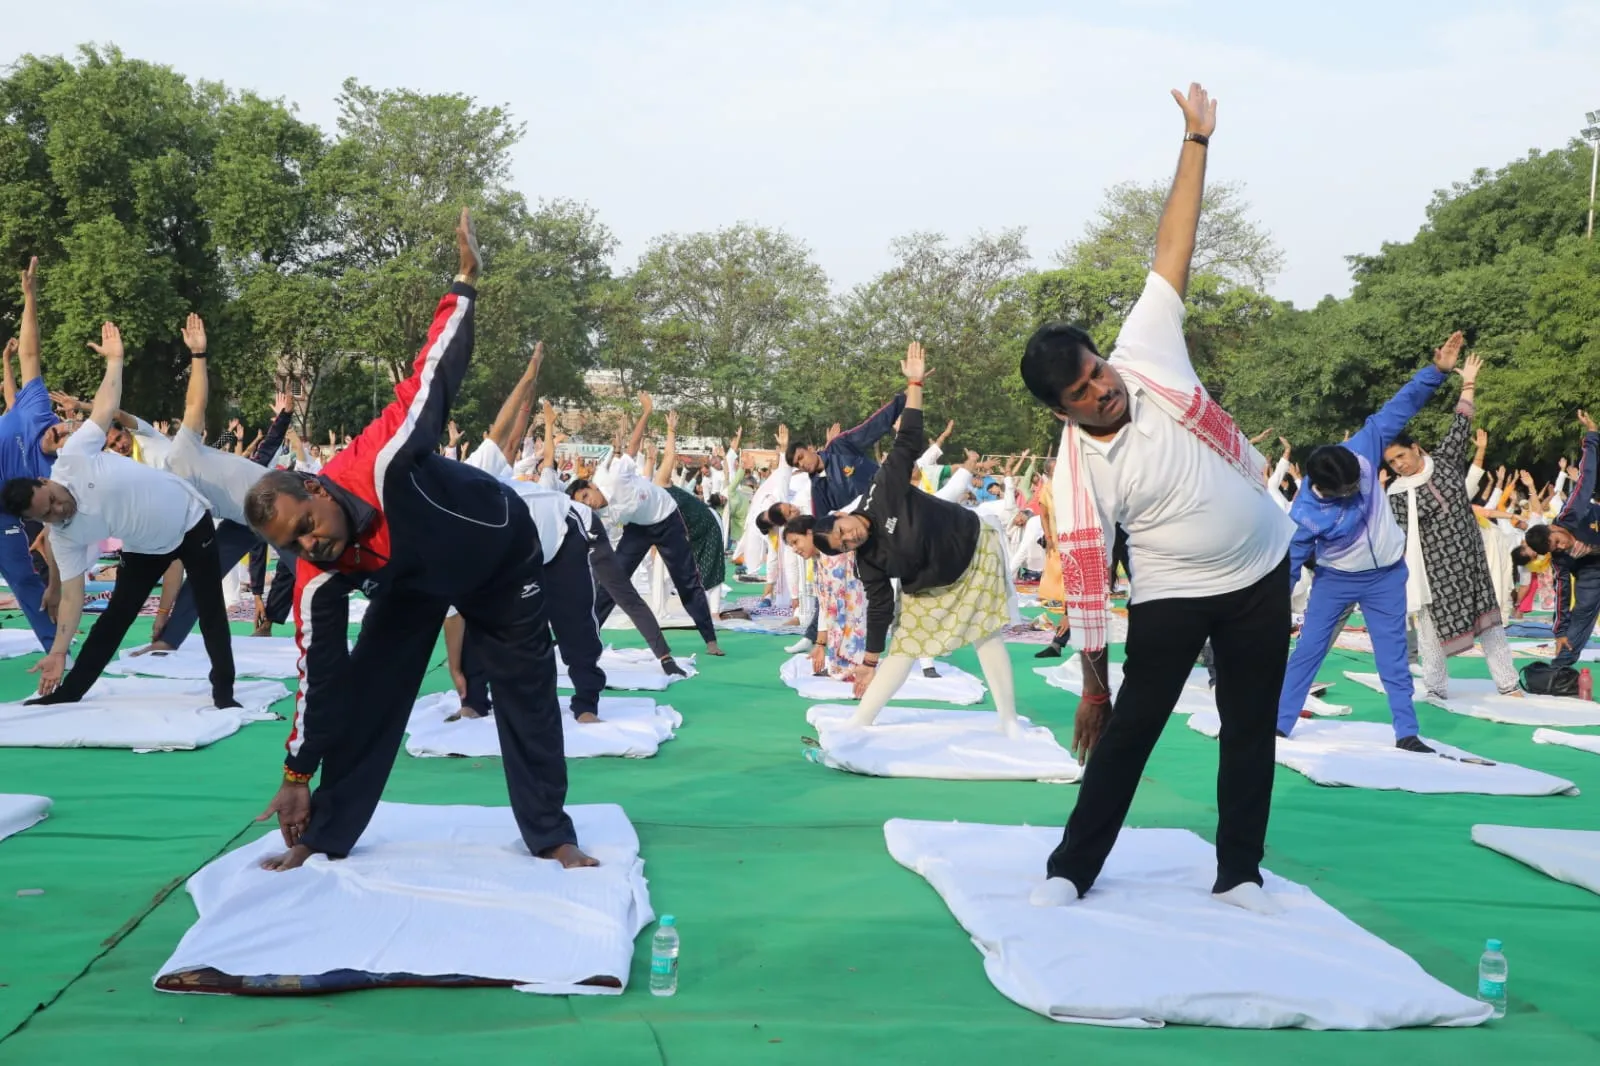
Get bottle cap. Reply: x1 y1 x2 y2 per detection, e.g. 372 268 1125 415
1486 938 1502 951
661 915 676 927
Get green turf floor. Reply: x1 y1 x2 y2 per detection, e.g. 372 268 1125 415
2 612 1598 1065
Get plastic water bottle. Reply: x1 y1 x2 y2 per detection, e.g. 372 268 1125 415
650 915 679 996
1477 938 1507 1019
1580 668 1594 702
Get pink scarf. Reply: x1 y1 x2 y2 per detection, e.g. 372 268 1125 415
1055 366 1264 652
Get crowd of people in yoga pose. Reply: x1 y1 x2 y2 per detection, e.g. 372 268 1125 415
1 82 1595 908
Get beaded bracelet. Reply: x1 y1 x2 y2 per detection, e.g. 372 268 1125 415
283 768 313 785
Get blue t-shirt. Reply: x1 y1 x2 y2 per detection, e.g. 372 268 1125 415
0 377 60 483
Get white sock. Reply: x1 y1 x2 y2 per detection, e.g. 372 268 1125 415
1213 882 1283 916
1029 877 1081 907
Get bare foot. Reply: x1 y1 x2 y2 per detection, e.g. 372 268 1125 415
705 642 725 657
131 641 175 657
457 706 488 719
539 842 599 868
261 844 313 871
574 711 600 724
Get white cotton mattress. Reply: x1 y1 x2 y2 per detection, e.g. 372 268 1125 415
560 646 696 692
1472 825 1600 896
0 794 51 842
406 691 681 759
781 654 986 705
805 704 1080 783
1188 713 1579 796
1532 728 1600 757
885 818 1492 1030
107 636 305 680
0 678 289 751
155 802 653 995
0 628 46 659
1344 671 1600 727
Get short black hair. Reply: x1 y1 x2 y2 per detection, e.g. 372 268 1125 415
784 442 806 466
764 502 790 529
1524 524 1553 554
566 477 592 499
810 514 845 555
1 477 43 518
1389 431 1418 450
1019 323 1100 411
755 512 773 535
707 493 726 510
243 470 315 530
1304 446 1360 496
783 514 816 541
1511 544 1537 568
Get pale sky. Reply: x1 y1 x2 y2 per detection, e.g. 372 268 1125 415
12 0 1600 307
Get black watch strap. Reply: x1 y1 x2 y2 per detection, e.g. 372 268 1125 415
1184 132 1210 147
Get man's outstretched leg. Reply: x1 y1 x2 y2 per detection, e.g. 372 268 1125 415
31 551 168 704
545 513 606 722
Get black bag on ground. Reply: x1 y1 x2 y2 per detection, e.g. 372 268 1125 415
1520 662 1581 698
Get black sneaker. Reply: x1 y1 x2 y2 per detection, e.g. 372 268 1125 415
1395 735 1436 754
661 657 687 678
922 666 940 679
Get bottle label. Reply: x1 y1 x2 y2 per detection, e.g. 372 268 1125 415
651 956 677 976
1478 978 1505 999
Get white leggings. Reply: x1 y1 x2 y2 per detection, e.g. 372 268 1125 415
848 634 1017 729
1415 613 1520 697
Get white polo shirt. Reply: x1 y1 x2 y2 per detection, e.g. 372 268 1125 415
463 440 588 562
165 426 271 527
130 417 173 468
1074 273 1292 603
603 454 678 528
48 421 210 581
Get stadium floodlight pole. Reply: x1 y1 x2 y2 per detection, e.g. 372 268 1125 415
1585 110 1600 240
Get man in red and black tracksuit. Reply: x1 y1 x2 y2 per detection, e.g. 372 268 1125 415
248 211 594 872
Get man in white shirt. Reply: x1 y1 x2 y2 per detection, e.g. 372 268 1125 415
0 322 239 708
569 393 724 656
137 314 293 653
1019 84 1292 915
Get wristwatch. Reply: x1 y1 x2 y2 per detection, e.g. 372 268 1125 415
1184 132 1209 147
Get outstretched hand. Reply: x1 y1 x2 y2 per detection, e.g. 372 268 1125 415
87 321 124 361
2 338 15 364
637 391 653 415
21 256 37 299
777 423 789 453
1172 82 1217 137
1432 331 1465 374
181 313 207 355
1457 351 1483 387
901 341 928 384
274 391 293 415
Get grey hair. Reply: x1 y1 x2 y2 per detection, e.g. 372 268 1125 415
244 470 316 531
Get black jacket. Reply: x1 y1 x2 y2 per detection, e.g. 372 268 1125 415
854 407 980 654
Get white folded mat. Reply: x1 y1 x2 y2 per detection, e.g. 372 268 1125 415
155 802 653 995
1036 660 1348 717
0 678 289 751
1506 639 1600 662
0 794 51 842
1532 728 1600 757
1345 671 1600 727
1472 825 1600 896
0 628 45 659
1188 712 1580 796
561 646 696 691
884 819 1491 1030
107 636 304 680
781 654 986 705
805 704 1080 782
406 691 681 759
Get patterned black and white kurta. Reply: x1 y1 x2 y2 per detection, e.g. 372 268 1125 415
1388 401 1502 655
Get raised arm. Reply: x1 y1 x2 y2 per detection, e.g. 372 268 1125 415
84 322 125 432
340 208 481 468
1559 412 1599 527
1344 337 1458 465
833 391 907 453
1150 83 1217 298
876 344 929 492
179 313 210 433
254 398 294 466
625 392 653 458
18 257 42 385
655 410 678 487
1432 350 1480 480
